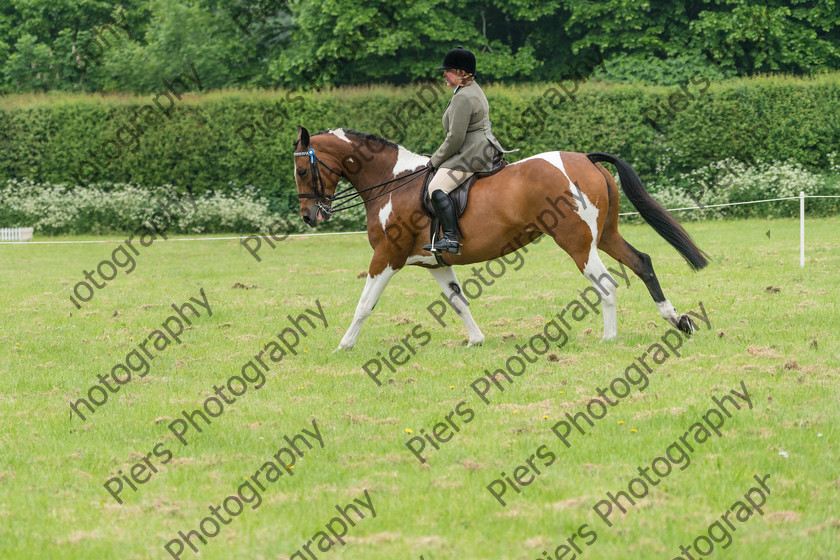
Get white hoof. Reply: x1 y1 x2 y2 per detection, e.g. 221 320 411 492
467 337 485 347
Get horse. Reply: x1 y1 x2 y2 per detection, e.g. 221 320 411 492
291 125 707 350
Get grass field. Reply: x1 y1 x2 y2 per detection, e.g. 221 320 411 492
1 216 838 560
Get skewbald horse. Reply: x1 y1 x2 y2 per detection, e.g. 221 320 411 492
292 126 707 350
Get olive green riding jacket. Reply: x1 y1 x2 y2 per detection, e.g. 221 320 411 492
430 82 508 172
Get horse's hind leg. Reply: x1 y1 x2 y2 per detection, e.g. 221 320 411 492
546 230 619 340
542 196 619 340
599 232 696 334
580 249 619 341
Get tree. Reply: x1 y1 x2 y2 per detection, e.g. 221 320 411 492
0 0 839 93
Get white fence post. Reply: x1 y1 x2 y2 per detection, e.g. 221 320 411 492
800 191 805 267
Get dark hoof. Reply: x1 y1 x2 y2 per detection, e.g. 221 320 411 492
677 315 695 335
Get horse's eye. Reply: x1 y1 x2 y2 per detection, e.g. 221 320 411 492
297 169 307 177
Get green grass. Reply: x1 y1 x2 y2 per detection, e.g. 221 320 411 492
1 217 838 560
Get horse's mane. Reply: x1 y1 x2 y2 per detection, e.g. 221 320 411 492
312 129 400 150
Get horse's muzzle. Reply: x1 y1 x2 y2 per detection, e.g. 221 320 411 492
301 206 330 227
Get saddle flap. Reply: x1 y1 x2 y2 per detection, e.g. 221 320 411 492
421 152 508 218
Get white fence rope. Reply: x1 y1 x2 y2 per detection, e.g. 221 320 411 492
619 193 840 268
0 230 366 245
2 194 839 267
616 195 801 216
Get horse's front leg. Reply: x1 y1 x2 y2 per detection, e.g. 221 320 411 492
337 260 399 351
428 267 485 346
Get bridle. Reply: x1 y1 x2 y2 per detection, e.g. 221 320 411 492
293 144 431 218
292 147 343 217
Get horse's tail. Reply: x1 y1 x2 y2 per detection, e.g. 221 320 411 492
586 152 708 270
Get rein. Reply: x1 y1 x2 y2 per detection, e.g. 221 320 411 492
294 146 430 218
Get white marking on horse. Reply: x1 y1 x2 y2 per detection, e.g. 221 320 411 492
571 185 603 282
537 154 619 341
518 152 590 202
406 254 438 266
379 196 393 232
573 191 619 340
428 267 484 346
534 152 574 185
330 128 353 144
571 183 600 256
338 265 398 350
521 152 597 251
513 152 566 169
393 145 429 176
656 300 680 325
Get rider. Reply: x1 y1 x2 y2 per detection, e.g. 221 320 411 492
424 46 507 254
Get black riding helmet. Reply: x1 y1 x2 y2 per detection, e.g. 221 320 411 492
436 46 476 76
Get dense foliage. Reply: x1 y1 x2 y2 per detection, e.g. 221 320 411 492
2 157 838 235
1 0 839 93
2 73 839 234
2 74 839 200
3 0 839 234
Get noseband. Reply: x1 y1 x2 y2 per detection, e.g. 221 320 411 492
294 143 431 217
293 147 342 217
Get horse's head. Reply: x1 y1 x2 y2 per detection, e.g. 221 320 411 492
293 125 344 227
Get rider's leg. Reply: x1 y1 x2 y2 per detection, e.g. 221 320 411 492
424 168 473 253
428 168 473 196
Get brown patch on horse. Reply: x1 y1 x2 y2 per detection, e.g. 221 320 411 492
291 127 707 349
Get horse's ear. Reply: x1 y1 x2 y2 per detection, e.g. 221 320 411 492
298 125 310 147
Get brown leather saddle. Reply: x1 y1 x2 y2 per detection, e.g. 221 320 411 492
420 152 508 255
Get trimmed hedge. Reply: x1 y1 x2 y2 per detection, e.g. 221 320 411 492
1 73 839 207
3 157 836 235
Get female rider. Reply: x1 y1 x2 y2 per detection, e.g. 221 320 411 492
424 46 507 254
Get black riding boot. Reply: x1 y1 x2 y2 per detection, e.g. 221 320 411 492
423 190 461 254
